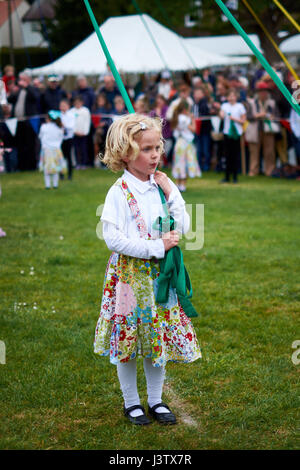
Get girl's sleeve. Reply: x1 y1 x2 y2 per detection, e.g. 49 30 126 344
101 186 165 259
166 179 190 234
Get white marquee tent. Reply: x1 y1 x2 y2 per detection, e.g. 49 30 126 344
28 14 250 76
185 34 300 57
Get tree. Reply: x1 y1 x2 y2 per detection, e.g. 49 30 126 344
46 1 132 57
45 0 300 64
133 0 300 64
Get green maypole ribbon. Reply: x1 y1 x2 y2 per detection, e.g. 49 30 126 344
83 0 135 114
153 187 198 318
228 116 240 140
214 0 300 116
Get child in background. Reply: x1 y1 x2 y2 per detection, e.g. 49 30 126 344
59 99 75 180
39 110 65 189
219 89 246 184
72 96 91 169
113 96 127 117
94 113 201 426
171 99 201 192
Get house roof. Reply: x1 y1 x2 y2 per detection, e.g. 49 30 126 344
22 0 56 21
0 0 24 27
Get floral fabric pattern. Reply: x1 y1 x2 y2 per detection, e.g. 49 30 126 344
40 148 66 175
94 179 201 367
172 137 202 180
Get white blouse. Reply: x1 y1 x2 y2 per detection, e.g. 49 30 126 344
100 169 190 259
221 102 246 136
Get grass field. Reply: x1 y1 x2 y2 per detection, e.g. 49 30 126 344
0 169 299 450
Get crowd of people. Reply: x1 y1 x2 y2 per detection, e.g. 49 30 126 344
1 63 300 189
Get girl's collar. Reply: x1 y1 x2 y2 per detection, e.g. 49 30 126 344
123 169 158 193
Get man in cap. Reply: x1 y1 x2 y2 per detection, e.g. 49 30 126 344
41 74 67 114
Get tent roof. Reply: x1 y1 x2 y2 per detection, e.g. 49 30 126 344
29 14 249 76
185 34 261 57
185 33 300 57
280 34 300 54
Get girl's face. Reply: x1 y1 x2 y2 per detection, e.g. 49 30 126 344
97 95 106 107
59 101 69 113
125 129 161 182
228 92 237 104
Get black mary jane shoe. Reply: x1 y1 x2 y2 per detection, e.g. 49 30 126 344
148 402 177 425
124 404 151 425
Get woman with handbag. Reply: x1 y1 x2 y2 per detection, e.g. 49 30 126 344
245 81 279 177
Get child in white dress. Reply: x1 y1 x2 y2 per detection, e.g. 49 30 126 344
171 99 201 192
39 110 65 189
94 113 201 426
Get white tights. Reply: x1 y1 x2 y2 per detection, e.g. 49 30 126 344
44 172 59 188
117 358 170 417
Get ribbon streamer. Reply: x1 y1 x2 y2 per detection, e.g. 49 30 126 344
214 0 300 116
241 0 299 82
272 0 300 33
83 0 135 114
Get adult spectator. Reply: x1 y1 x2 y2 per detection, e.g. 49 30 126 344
72 75 96 111
157 70 172 101
245 81 278 177
72 75 96 166
97 74 120 109
72 96 91 169
41 75 67 113
193 86 212 171
149 94 173 166
202 68 216 91
8 72 40 171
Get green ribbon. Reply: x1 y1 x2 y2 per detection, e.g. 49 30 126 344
228 118 240 140
153 187 198 318
264 118 273 132
83 0 135 114
214 0 300 116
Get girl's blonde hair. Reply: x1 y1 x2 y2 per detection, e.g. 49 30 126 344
101 113 164 172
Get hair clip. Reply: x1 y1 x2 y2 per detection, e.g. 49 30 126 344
140 122 147 130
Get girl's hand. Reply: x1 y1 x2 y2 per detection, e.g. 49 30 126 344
162 230 179 251
154 170 172 201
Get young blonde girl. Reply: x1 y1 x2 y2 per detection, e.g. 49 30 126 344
171 99 201 192
94 113 201 426
39 110 65 189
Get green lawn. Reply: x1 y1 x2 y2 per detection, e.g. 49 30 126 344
0 169 299 450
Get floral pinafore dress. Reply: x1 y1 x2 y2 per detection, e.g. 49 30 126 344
94 178 201 368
